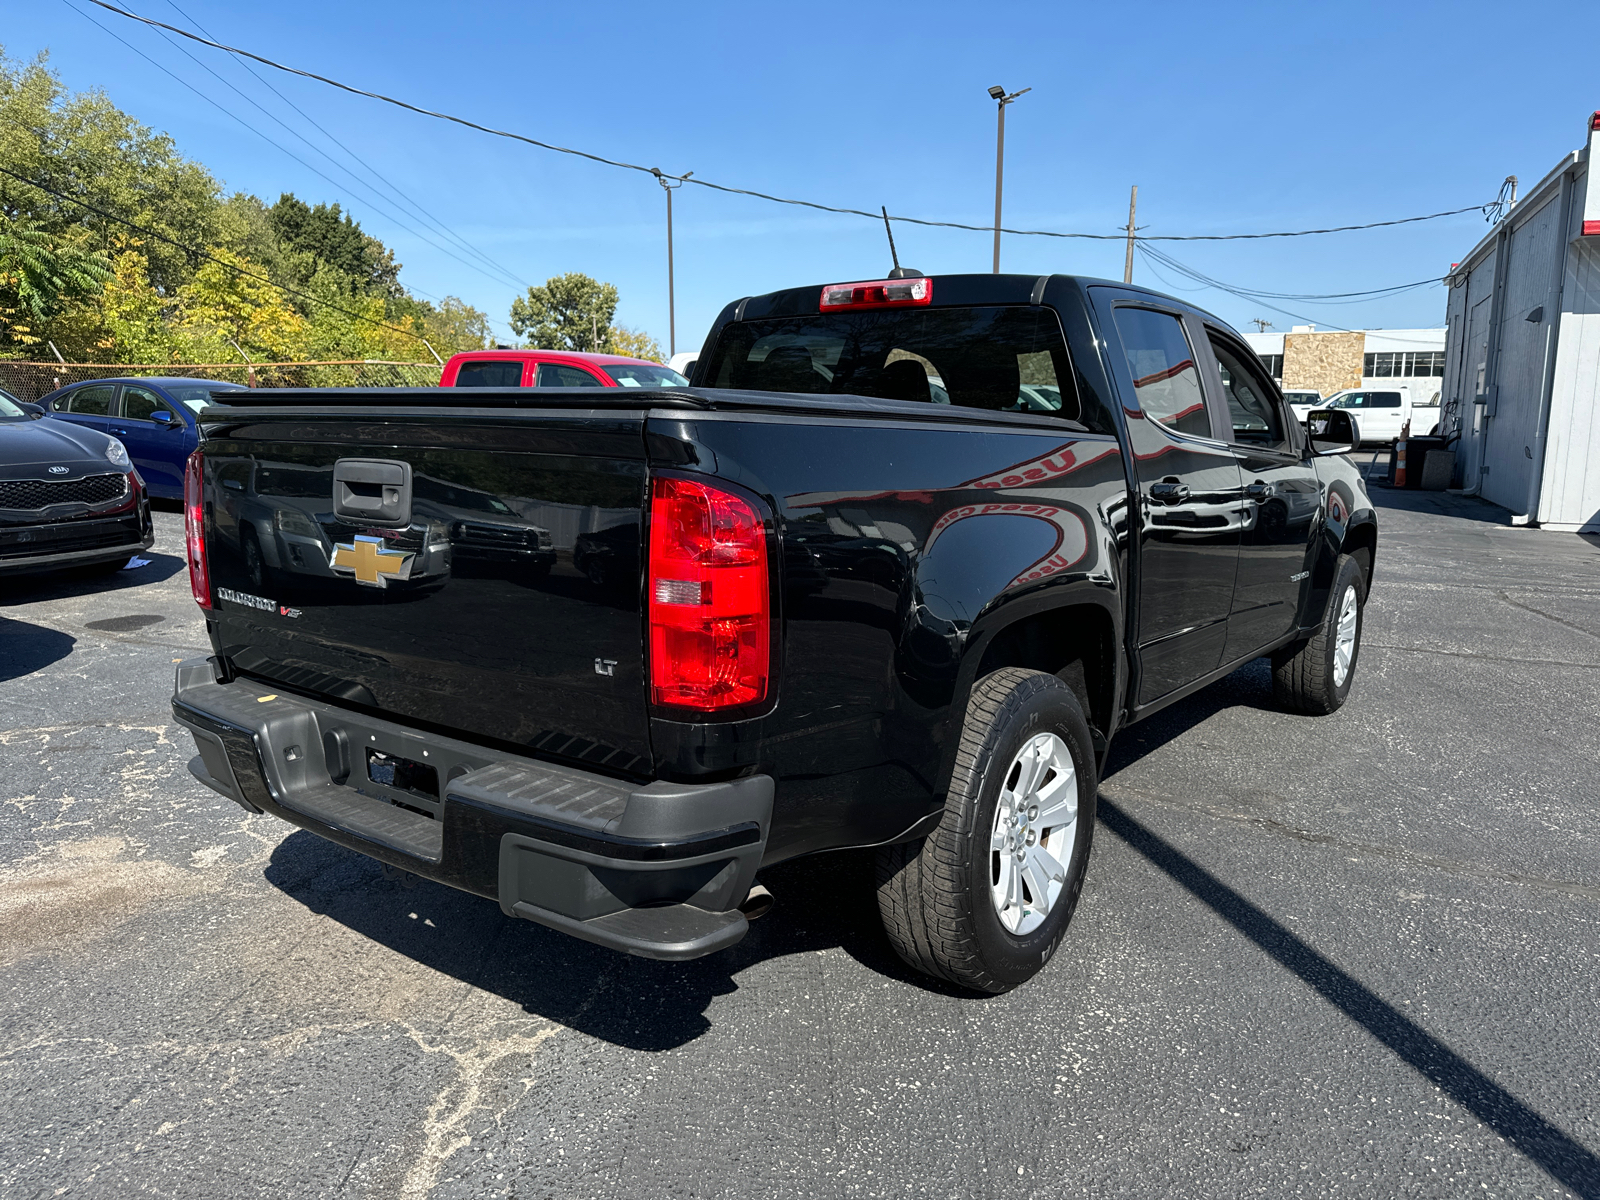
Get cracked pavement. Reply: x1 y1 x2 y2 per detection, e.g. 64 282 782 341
1 486 1598 1199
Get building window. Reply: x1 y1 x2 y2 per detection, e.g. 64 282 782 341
1364 351 1445 378
1256 353 1283 381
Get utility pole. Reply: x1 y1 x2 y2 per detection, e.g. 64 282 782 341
1122 185 1138 284
1250 318 1273 332
652 168 692 355
987 85 1030 273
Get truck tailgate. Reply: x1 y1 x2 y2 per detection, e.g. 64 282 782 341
201 410 651 775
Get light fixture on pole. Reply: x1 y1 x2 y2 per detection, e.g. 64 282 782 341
987 84 1030 274
651 168 692 356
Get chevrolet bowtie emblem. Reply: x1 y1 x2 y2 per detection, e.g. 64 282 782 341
330 535 413 587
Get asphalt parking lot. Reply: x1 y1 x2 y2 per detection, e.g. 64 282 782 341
3 479 1598 1200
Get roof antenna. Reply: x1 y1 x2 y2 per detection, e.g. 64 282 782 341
882 207 920 279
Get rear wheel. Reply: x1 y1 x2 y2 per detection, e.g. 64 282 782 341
875 667 1097 993
1272 552 1366 714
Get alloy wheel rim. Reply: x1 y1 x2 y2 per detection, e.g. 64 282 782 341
1333 584 1359 687
989 732 1078 936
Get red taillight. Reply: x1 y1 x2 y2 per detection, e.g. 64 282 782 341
648 476 770 710
819 277 932 311
1584 220 1600 237
184 450 212 610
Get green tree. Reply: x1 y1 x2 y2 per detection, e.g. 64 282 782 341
0 48 221 298
509 272 618 351
608 325 663 363
0 214 110 352
268 193 400 300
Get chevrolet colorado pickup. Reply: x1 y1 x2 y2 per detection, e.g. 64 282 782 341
172 273 1375 993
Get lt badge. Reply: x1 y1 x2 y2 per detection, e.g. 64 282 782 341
331 534 414 588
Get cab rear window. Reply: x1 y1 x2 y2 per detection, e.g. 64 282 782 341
704 305 1084 424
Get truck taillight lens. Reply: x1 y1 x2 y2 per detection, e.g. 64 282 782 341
184 450 212 610
820 276 932 311
648 476 769 710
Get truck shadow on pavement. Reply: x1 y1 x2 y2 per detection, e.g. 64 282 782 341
264 832 959 1054
1097 657 1600 1197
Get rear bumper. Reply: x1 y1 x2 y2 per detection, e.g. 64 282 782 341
171 660 771 960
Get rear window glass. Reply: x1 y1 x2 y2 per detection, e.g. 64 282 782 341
703 305 1081 421
1111 308 1210 438
66 385 114 416
604 363 688 388
455 361 524 388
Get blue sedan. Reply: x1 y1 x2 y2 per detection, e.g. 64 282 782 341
37 377 249 499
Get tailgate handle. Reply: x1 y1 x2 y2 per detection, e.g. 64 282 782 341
333 458 412 526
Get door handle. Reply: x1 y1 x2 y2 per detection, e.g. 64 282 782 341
1148 481 1190 504
333 458 413 526
1245 481 1270 500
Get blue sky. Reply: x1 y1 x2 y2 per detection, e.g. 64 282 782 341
10 0 1600 353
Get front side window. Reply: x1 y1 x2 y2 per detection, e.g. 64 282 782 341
604 363 689 388
455 360 525 388
537 363 605 388
1331 392 1367 409
704 305 1081 421
167 384 248 414
66 384 114 416
1111 307 1210 438
122 386 177 423
1208 337 1288 449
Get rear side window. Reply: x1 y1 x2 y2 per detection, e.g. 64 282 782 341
454 361 524 388
537 364 604 388
703 305 1082 422
1111 308 1210 438
1370 391 1402 408
66 385 114 416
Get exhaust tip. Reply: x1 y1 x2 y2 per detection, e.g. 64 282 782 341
739 883 773 921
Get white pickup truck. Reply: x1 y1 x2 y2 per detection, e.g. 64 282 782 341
1319 386 1440 445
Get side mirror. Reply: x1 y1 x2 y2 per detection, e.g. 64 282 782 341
151 409 175 424
18 402 44 419
1307 408 1359 457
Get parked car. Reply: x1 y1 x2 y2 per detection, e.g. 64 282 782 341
1282 389 1322 424
172 272 1375 994
668 351 699 380
0 389 152 575
440 350 688 389
37 377 250 499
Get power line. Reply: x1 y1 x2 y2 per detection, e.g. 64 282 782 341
62 0 530 297
0 162 436 347
159 0 527 289
82 0 1498 245
1138 242 1443 303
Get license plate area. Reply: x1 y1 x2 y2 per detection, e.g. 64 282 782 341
366 748 440 818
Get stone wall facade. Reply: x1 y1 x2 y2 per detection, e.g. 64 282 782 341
1282 331 1365 397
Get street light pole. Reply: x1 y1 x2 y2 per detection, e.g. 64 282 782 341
652 168 692 356
987 85 1030 274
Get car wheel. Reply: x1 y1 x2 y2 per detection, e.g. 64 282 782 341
875 667 1097 993
1272 552 1366 715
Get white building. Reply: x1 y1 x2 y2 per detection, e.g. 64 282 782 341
1441 110 1600 532
1244 327 1447 404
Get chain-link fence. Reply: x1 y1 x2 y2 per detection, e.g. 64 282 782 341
0 360 442 402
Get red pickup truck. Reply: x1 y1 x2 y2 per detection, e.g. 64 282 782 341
441 349 688 390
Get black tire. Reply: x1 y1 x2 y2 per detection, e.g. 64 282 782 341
1272 552 1366 715
875 667 1098 993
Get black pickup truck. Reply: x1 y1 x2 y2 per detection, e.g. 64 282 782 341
172 273 1374 993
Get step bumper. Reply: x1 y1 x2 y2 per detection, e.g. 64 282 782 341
171 659 770 960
